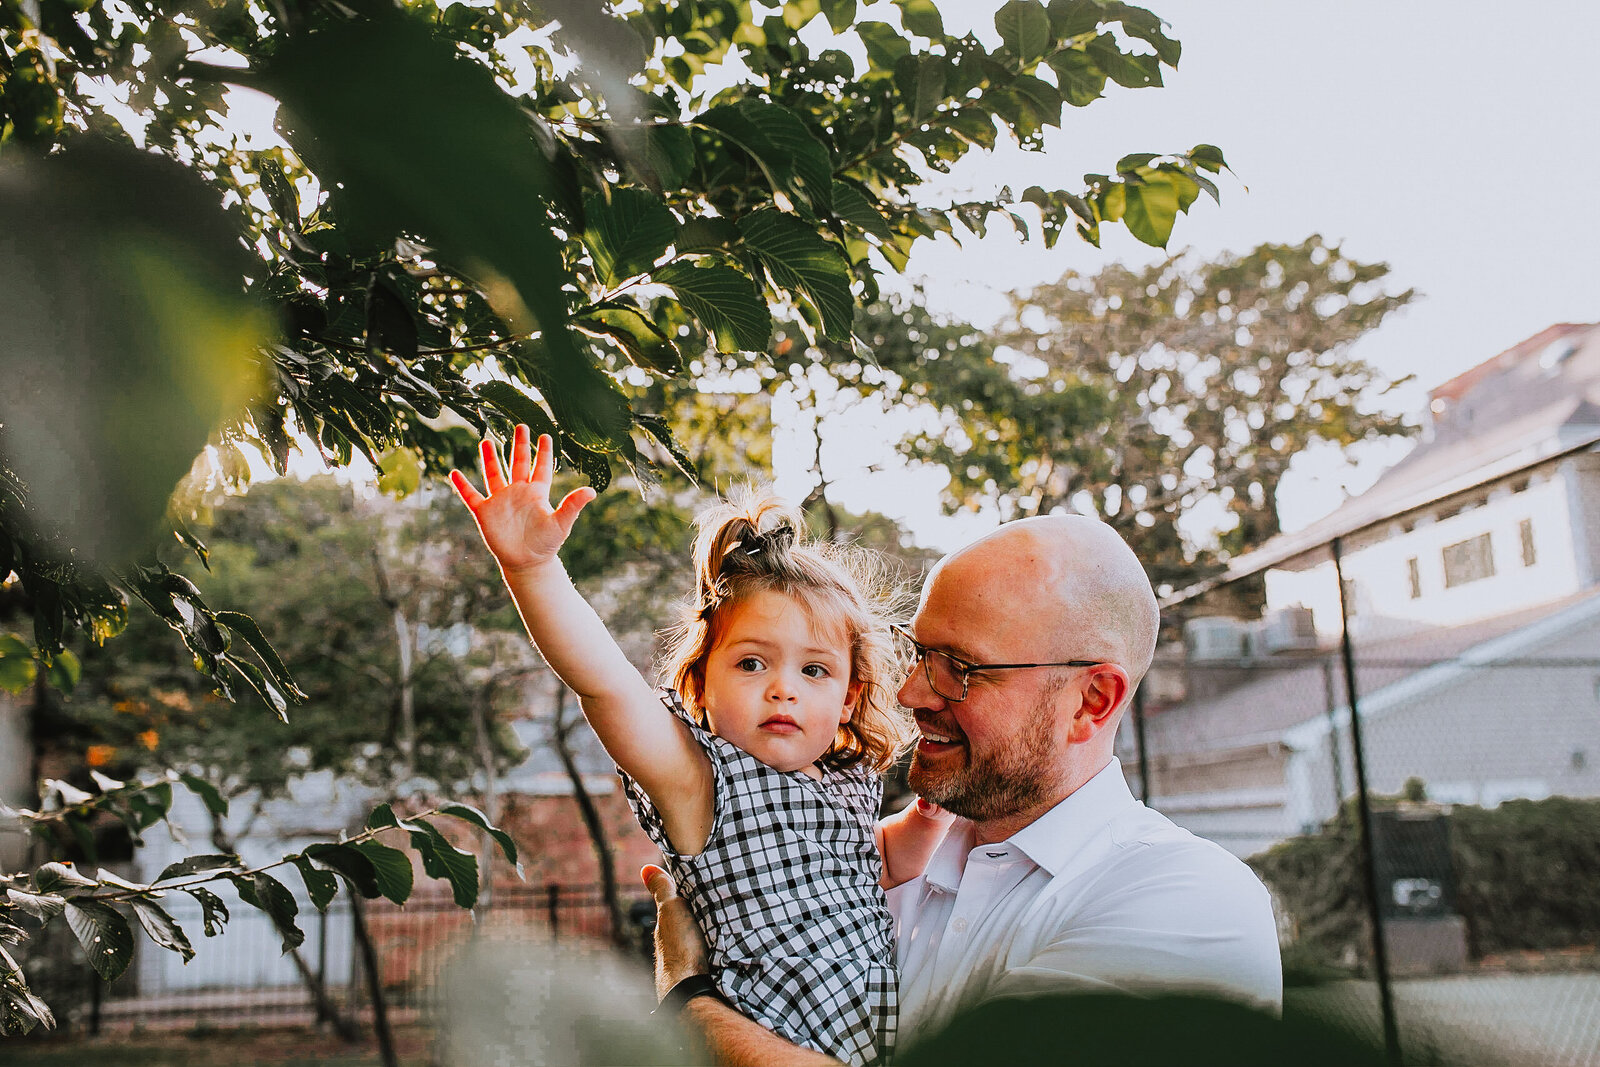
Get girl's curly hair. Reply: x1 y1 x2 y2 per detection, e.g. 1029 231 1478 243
658 489 912 773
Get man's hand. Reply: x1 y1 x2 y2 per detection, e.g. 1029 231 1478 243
642 864 709 1000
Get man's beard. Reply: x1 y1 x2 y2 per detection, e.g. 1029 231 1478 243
908 689 1059 822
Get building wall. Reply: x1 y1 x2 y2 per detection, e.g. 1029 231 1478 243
1265 469 1584 635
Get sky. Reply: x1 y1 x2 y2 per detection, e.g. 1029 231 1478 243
785 0 1600 550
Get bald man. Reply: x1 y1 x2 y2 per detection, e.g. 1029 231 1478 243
647 515 1282 1065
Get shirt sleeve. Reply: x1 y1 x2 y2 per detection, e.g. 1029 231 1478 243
987 842 1284 1013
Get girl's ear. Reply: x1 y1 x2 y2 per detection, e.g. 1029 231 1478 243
841 680 863 723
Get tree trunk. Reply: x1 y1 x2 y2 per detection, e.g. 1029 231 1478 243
471 678 501 914
370 547 416 783
208 809 359 1041
549 684 630 947
350 893 399 1067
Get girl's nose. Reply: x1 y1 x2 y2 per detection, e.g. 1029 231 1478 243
767 674 798 701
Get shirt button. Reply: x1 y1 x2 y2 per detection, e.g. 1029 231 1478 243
951 917 968 934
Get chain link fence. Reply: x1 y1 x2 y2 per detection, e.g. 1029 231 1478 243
1119 652 1600 1065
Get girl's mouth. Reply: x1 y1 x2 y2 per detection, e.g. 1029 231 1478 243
760 715 800 734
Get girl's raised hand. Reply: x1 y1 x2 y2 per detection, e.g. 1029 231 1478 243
449 425 596 574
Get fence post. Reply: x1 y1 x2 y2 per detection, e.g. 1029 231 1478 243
316 906 329 1023
1322 658 1347 810
546 882 561 940
1332 537 1401 1067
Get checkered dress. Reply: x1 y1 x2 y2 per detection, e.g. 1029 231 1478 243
620 690 897 1066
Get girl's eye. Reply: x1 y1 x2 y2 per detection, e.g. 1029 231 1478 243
802 664 830 678
736 657 763 672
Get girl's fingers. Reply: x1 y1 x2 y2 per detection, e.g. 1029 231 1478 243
448 469 485 509
553 486 596 535
529 432 556 491
509 423 533 483
479 437 508 495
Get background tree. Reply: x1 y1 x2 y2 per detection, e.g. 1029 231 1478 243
826 236 1415 595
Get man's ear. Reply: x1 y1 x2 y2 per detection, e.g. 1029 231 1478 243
1067 665 1129 743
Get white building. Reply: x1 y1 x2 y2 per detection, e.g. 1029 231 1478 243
1128 323 1600 857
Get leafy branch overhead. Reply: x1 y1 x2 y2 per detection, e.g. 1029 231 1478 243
0 0 1222 705
0 773 518 1035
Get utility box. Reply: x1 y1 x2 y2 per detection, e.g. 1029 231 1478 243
1372 808 1468 974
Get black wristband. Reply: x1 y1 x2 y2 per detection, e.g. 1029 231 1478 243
654 973 727 1016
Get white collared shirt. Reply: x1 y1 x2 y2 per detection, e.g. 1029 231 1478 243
887 759 1283 1038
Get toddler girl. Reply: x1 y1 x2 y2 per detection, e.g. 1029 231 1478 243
451 426 950 1065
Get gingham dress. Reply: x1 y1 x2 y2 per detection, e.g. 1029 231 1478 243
620 690 897 1066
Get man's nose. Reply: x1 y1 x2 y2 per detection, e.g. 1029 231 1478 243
897 662 942 710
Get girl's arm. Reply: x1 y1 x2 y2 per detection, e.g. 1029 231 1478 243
875 796 956 889
451 426 712 852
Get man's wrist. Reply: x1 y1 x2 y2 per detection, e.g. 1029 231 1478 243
654 973 727 1016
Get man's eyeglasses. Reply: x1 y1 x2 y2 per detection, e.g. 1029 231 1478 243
891 623 1104 703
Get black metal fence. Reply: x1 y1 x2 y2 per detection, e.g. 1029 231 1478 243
36 884 651 1035
1120 652 1600 1066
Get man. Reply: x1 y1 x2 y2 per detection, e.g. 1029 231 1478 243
645 514 1282 1064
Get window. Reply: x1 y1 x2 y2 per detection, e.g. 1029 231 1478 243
1520 519 1536 567
1442 533 1495 588
1407 557 1422 599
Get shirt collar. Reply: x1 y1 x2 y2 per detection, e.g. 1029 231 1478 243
1007 758 1136 876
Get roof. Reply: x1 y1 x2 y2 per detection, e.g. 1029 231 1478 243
1139 586 1600 756
1192 323 1600 591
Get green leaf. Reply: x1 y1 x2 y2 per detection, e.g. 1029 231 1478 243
476 381 558 440
129 898 195 963
676 216 740 253
831 181 894 239
33 862 97 893
573 304 682 375
645 123 695 189
894 54 950 123
1189 143 1227 172
183 886 229 937
513 340 636 455
655 261 773 353
351 840 414 905
406 818 480 909
291 856 340 912
258 155 300 229
582 188 677 288
820 0 857 33
436 802 521 874
230 872 304 953
996 0 1053 63
226 656 289 722
262 16 585 382
64 900 134 981
5 887 65 922
894 0 944 37
695 100 833 215
737 211 854 343
157 854 242 883
0 635 36 695
856 21 910 71
179 774 230 818
1121 178 1181 247
304 842 381 900
213 611 305 702
376 447 423 499
46 649 81 694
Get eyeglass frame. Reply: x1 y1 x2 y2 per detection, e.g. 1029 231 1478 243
891 623 1106 703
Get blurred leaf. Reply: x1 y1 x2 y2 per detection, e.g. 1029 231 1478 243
157 854 242 882
0 140 272 566
32 862 97 893
179 774 231 818
5 887 65 922
376 447 423 498
0 636 35 694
